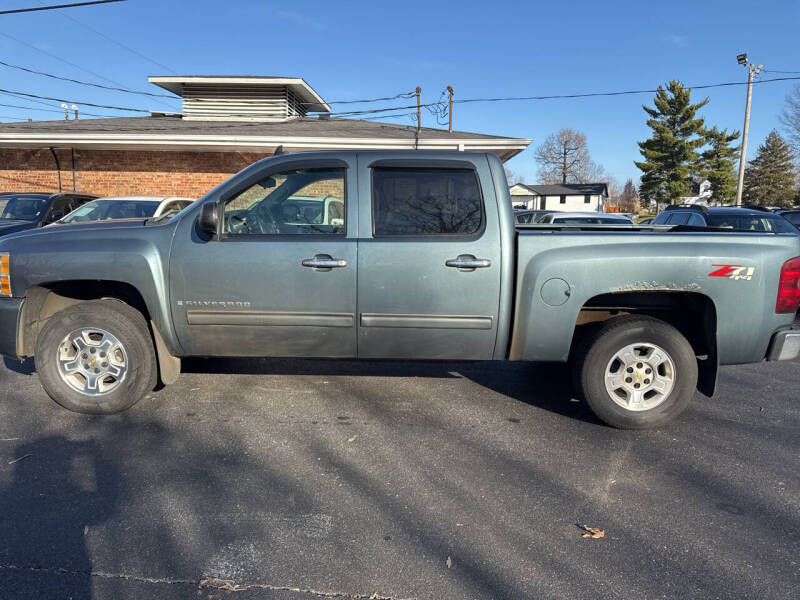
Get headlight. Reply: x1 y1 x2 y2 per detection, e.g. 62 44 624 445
0 253 10 297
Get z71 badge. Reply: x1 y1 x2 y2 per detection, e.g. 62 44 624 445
708 264 755 281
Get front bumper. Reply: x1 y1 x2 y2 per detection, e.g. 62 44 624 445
0 297 23 359
766 326 800 361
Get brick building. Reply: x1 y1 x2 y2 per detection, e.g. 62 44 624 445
0 76 530 198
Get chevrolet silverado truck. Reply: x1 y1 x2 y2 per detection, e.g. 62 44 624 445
0 151 799 429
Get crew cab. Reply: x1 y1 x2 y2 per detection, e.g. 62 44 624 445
0 151 799 429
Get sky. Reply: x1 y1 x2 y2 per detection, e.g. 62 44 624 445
0 0 798 186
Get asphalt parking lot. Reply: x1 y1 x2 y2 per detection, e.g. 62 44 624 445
0 355 797 600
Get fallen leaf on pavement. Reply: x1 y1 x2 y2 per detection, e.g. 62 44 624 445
198 577 247 592
581 525 605 538
347 436 357 442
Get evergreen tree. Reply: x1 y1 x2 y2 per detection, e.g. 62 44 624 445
697 127 740 204
635 81 709 205
742 130 796 208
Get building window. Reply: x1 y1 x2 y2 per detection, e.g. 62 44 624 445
584 194 591 204
540 196 546 210
559 195 566 204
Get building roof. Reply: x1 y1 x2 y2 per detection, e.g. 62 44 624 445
0 116 530 161
522 183 609 196
148 75 330 113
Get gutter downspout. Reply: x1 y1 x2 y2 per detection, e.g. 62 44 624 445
71 147 77 192
49 147 62 192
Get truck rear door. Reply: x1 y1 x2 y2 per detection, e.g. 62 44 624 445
355 154 502 359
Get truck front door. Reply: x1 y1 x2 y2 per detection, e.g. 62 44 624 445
170 157 358 357
355 155 502 360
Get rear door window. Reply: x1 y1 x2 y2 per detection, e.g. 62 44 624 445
371 168 483 236
687 213 706 226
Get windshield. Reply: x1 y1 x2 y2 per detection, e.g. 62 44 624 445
706 214 797 233
0 195 48 221
61 199 159 223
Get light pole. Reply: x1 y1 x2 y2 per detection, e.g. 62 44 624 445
735 53 763 206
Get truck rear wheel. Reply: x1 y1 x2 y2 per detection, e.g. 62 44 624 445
573 315 697 429
35 299 157 414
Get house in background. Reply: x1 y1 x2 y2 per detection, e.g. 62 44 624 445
680 177 713 205
509 182 609 212
0 75 531 198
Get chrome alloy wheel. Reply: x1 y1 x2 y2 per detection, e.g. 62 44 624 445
56 328 128 395
604 342 676 411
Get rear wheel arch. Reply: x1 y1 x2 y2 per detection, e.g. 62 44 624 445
571 291 718 397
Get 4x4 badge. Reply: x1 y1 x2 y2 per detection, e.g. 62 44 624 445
709 264 755 281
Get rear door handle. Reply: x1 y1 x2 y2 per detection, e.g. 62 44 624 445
445 254 491 271
301 254 347 269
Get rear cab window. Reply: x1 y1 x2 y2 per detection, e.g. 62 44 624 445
371 168 484 236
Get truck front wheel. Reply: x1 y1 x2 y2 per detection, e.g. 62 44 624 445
573 315 697 429
35 299 157 414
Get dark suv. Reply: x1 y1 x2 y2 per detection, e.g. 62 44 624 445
0 192 96 237
652 204 798 232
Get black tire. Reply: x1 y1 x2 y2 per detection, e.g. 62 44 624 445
572 315 697 429
35 299 157 414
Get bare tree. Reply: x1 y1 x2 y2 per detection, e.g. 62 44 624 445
535 128 604 184
618 178 640 213
780 85 800 153
504 167 522 185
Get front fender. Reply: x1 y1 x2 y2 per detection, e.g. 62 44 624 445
4 222 181 355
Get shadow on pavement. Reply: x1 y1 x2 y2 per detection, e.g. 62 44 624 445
182 357 601 425
3 356 36 376
0 436 119 600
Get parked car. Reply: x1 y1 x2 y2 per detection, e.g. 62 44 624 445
537 211 634 225
652 205 797 232
637 217 655 225
1 151 799 430
57 196 195 224
514 209 552 224
0 192 96 237
775 209 800 230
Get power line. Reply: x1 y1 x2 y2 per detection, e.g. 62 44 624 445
0 98 122 118
35 0 177 74
0 88 151 112
452 76 800 105
0 0 122 15
0 28 150 95
2 74 799 131
301 91 417 106
0 27 178 111
0 59 178 98
763 69 800 75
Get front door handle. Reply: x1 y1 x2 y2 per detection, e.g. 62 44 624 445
301 254 347 269
445 254 491 271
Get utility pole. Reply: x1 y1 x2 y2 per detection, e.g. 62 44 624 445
447 86 454 133
415 86 421 132
735 53 763 206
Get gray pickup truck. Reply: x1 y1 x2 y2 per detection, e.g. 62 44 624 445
1 151 799 428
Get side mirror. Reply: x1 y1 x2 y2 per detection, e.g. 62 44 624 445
196 201 219 239
48 210 64 223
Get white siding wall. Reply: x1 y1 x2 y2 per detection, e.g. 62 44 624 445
540 194 604 212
